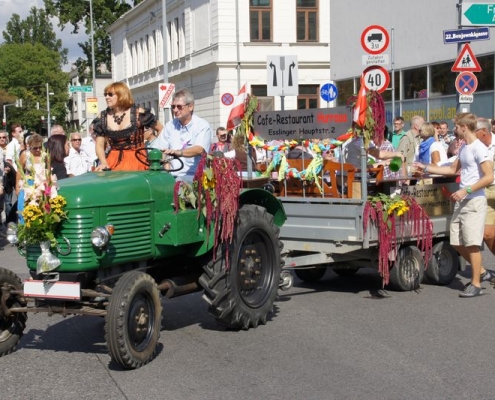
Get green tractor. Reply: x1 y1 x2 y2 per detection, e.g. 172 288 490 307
0 150 288 369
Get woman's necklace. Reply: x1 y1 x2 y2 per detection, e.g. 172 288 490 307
113 111 126 125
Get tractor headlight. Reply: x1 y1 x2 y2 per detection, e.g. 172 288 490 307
6 222 18 244
91 225 114 248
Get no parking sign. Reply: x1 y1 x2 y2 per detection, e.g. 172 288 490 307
455 72 478 95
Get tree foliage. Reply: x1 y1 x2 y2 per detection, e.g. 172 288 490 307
3 7 68 66
0 43 69 132
43 0 141 78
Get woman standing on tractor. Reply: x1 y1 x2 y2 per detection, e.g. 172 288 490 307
94 82 163 171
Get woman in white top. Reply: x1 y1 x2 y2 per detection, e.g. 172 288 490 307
416 122 448 166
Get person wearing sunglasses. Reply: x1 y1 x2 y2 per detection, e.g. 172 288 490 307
15 134 46 223
93 82 163 171
0 130 8 153
151 88 212 181
64 132 92 176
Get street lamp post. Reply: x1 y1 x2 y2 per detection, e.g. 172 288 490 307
3 102 17 131
87 0 96 94
85 0 96 135
46 83 54 136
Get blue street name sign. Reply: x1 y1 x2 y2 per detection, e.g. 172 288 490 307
320 83 338 102
69 85 93 93
443 27 490 44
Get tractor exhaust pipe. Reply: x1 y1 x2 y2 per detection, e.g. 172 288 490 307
157 274 201 298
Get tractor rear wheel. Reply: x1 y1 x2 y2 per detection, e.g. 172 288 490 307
200 205 282 330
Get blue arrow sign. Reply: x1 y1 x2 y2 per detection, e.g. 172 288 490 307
443 27 490 44
320 83 338 102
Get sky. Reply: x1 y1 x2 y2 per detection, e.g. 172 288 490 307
0 0 87 72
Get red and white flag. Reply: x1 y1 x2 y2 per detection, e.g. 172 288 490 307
226 83 248 130
353 77 367 128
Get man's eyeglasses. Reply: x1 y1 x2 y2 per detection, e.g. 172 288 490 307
71 139 82 142
103 92 114 97
171 104 189 110
31 146 42 151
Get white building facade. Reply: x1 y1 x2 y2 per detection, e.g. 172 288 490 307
107 0 331 131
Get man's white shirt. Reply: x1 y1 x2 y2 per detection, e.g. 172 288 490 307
65 147 92 176
5 137 20 171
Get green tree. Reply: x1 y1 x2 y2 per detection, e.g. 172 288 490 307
0 43 70 133
43 0 140 78
3 7 68 66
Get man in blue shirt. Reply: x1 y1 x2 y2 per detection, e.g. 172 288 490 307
152 88 212 181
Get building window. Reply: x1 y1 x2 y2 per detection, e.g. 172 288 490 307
144 35 149 71
430 62 456 97
129 43 134 76
155 29 161 66
477 54 494 92
139 38 144 74
297 85 319 109
403 67 427 100
174 17 180 59
167 21 172 60
250 0 272 41
297 0 318 42
335 79 356 107
252 85 274 111
181 12 186 57
150 31 156 69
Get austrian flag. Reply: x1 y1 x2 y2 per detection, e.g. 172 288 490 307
226 84 248 130
353 78 367 128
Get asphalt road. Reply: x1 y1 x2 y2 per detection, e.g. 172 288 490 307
2 237 495 400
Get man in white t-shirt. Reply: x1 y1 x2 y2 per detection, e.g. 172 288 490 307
475 118 495 261
415 113 493 298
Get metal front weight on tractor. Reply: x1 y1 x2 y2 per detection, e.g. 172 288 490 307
0 150 288 369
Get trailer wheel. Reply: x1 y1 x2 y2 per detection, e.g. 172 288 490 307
389 245 424 291
425 241 459 285
295 268 327 282
105 271 162 369
333 267 359 277
0 267 27 357
199 205 282 330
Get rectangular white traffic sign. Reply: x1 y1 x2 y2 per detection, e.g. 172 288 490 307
158 83 175 108
267 55 298 97
459 94 474 103
362 54 390 67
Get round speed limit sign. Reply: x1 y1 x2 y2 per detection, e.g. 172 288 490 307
362 66 390 94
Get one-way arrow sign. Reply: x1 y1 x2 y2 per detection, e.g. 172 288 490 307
266 55 298 96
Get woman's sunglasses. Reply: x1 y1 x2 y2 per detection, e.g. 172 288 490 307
103 92 115 97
